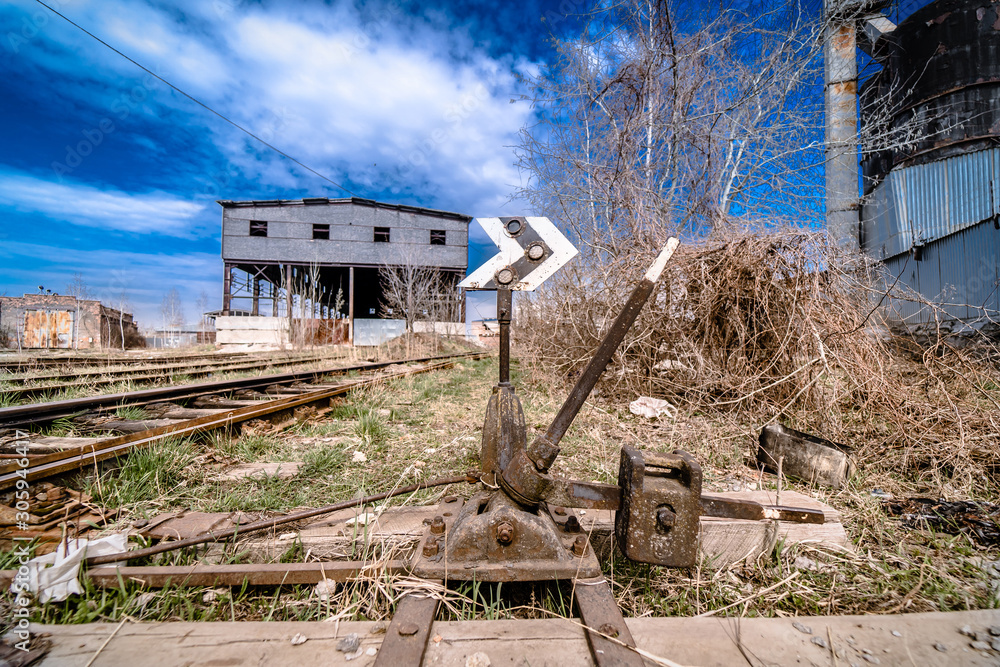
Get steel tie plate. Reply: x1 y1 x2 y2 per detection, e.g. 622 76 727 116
373 584 442 667
574 575 645 666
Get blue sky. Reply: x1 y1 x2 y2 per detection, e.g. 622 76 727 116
0 0 586 327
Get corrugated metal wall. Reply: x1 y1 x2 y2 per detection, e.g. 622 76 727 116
882 218 1000 324
862 147 1000 260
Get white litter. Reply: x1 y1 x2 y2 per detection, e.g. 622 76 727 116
629 396 675 419
290 633 308 645
314 578 337 602
15 533 128 603
352 450 368 463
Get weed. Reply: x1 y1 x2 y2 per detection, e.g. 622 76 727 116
298 445 347 479
88 438 196 512
114 404 149 421
354 409 392 451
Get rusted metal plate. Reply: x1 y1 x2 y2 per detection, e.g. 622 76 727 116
23 310 73 349
757 423 854 490
374 587 441 667
411 492 602 581
574 576 645 666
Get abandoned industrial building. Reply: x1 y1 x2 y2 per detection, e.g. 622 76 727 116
218 197 471 346
0 294 141 349
857 0 1000 333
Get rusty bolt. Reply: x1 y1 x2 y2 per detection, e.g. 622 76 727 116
552 506 567 516
397 622 419 636
526 243 545 261
572 535 588 557
430 515 446 534
422 539 439 557
443 495 458 503
496 268 515 285
598 623 619 638
565 515 581 533
496 521 515 546
505 219 522 235
656 507 677 529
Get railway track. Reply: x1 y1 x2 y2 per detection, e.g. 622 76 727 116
0 351 486 489
0 350 254 373
0 351 342 403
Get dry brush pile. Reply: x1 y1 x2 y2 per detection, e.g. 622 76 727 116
515 228 1000 498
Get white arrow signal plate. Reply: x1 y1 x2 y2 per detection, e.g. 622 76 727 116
460 217 578 291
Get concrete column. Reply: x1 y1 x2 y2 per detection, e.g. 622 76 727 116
824 0 860 253
223 263 232 316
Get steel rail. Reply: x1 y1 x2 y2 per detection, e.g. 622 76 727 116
0 355 485 489
0 351 483 428
0 351 254 373
3 351 327 385
1 353 335 402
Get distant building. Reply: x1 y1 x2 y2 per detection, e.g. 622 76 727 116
858 0 1000 332
218 197 471 346
0 294 142 350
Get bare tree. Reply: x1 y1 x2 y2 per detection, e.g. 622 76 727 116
64 273 93 299
379 250 458 335
517 0 829 261
160 288 185 346
196 290 210 343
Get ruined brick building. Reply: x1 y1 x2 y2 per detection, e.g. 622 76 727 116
0 294 142 349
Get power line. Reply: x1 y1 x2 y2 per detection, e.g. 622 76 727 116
34 0 357 197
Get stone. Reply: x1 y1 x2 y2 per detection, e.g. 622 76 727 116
337 633 360 653
466 652 492 667
793 622 812 635
810 637 828 649
933 642 948 652
971 641 991 651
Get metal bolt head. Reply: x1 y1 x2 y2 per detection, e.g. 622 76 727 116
430 515 446 534
565 515 581 533
552 506 567 516
397 622 419 636
572 535 588 557
422 540 439 557
598 623 620 638
496 521 515 546
656 507 677 529
505 219 522 235
526 242 545 261
496 268 515 285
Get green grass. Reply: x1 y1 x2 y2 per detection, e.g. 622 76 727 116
298 444 348 479
114 404 149 421
86 437 196 512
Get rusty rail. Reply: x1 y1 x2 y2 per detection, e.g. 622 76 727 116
0 352 482 428
0 354 486 489
0 353 336 402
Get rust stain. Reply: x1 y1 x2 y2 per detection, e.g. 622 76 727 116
23 310 74 348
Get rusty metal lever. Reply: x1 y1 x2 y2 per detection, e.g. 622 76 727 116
525 238 680 473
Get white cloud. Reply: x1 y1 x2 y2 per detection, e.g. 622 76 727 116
6 1 538 215
0 170 207 237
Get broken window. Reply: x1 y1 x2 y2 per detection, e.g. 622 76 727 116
430 229 446 245
249 221 268 237
313 223 330 240
374 226 390 242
